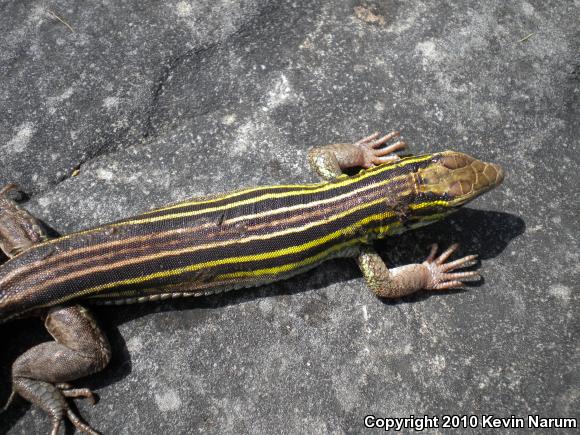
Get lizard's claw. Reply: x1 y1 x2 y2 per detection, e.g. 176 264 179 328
422 243 480 290
355 131 406 168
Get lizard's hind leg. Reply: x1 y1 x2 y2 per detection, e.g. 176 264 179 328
0 185 110 434
11 305 111 435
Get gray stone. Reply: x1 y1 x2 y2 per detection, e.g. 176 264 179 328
1 0 578 434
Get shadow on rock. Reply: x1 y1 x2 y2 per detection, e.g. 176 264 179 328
0 208 523 432
375 208 525 305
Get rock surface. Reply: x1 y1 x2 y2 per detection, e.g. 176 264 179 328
1 0 578 433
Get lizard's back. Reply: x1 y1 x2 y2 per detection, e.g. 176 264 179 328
0 161 417 321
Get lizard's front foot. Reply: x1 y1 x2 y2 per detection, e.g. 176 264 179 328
422 243 480 290
308 130 406 180
355 131 407 168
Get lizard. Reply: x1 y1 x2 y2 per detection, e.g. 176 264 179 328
0 131 504 434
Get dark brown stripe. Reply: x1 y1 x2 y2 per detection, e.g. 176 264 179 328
0 155 435 319
9 187 403 297
1 168 412 291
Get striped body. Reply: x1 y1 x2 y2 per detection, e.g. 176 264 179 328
0 154 455 321
0 131 507 435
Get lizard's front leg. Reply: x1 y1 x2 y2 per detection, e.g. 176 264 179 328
10 305 111 435
308 131 406 180
357 243 480 298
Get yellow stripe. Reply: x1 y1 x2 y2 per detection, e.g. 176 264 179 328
142 183 325 215
144 154 431 214
38 154 433 245
225 173 409 224
50 209 400 304
218 239 359 278
105 173 402 227
117 155 432 226
409 200 448 210
33 196 396 299
216 222 401 280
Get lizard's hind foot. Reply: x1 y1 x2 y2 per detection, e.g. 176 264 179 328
9 305 110 434
13 377 100 435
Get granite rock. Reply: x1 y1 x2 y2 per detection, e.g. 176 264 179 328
1 0 578 433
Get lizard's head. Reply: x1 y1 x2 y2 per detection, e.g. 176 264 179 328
397 151 504 230
417 151 504 206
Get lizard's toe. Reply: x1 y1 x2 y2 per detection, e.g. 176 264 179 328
59 385 97 405
66 408 101 434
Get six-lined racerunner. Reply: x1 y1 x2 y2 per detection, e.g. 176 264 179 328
0 131 504 434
